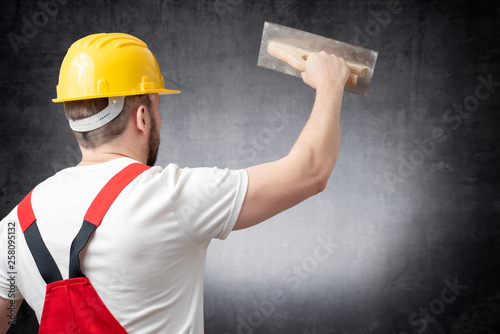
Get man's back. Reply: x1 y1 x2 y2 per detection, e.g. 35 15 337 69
0 157 247 333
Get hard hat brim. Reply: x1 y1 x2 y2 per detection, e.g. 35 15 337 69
53 88 180 103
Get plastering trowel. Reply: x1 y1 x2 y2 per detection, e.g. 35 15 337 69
257 22 378 96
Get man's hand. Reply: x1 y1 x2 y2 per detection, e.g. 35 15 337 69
301 51 350 91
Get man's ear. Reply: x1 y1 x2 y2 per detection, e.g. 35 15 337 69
134 105 149 135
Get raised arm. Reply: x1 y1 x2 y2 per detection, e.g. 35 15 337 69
233 51 350 230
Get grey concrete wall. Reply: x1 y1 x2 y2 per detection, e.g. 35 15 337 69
1 0 499 333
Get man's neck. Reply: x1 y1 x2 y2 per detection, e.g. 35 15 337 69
78 143 146 167
77 121 149 167
78 153 130 166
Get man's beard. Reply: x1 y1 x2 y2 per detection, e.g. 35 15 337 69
146 116 160 167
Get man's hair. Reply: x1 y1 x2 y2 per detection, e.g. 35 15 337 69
64 94 152 149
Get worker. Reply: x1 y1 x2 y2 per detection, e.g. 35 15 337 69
0 32 349 333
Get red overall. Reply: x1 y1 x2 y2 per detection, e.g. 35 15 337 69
18 163 150 334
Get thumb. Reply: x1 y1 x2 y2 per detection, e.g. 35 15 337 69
301 71 315 89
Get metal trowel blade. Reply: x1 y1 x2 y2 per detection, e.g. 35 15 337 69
257 21 378 96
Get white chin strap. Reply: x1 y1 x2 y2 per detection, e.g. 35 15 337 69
68 96 125 132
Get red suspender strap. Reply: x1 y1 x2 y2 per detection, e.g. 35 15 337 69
69 163 150 278
18 190 63 284
18 190 36 233
84 163 150 227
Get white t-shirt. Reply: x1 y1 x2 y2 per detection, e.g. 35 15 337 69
0 157 248 333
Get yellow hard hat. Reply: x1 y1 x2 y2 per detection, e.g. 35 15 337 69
53 33 180 102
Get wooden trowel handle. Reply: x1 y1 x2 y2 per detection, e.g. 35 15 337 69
267 41 309 72
267 41 365 86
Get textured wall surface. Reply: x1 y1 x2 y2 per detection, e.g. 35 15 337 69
1 0 499 333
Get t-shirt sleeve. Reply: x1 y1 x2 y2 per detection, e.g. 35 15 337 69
160 164 248 247
0 212 24 300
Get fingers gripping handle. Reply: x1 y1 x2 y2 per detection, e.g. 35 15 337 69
267 41 365 86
